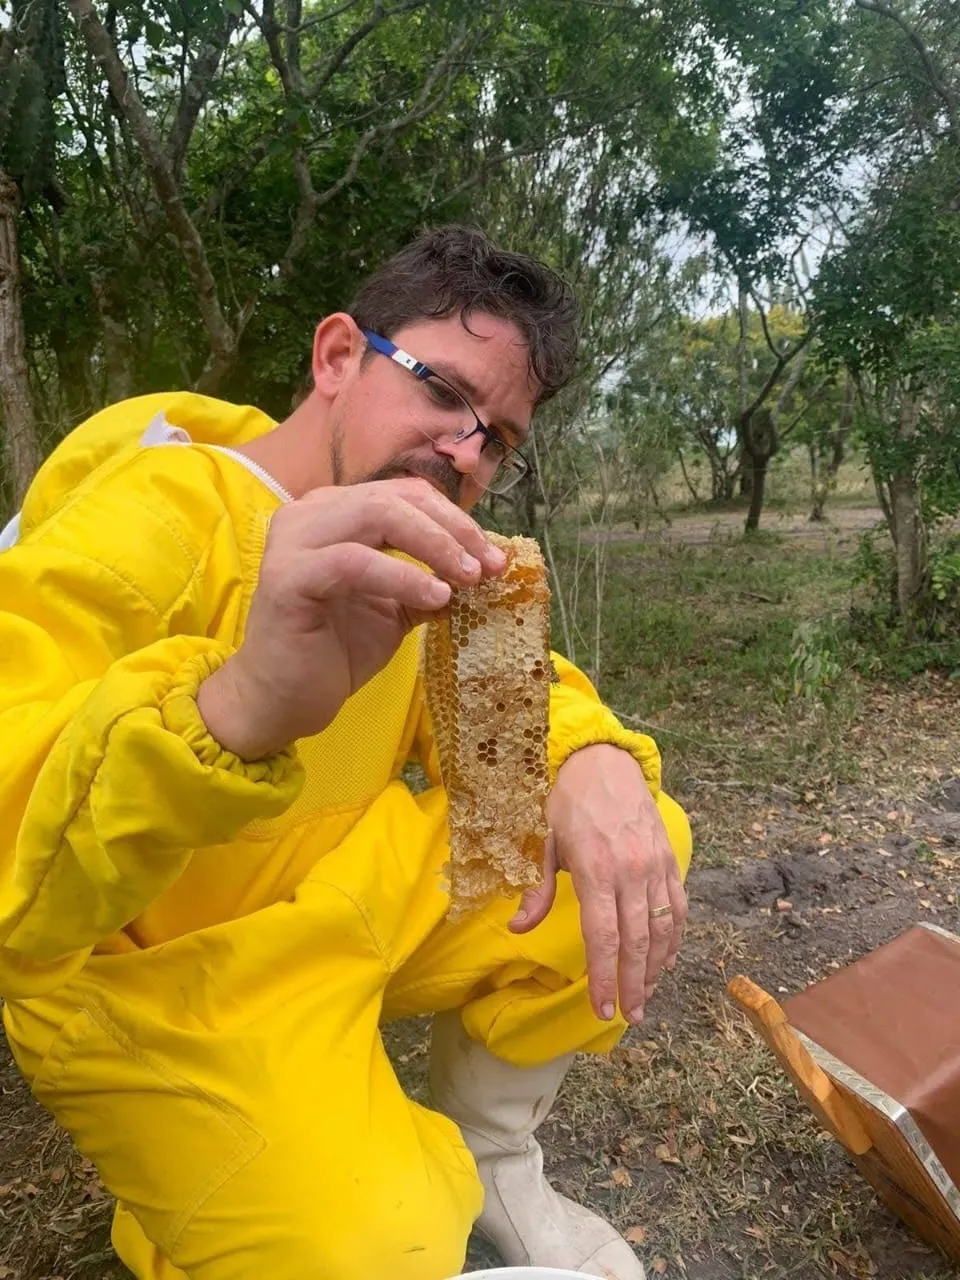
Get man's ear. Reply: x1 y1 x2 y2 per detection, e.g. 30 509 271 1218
311 313 363 398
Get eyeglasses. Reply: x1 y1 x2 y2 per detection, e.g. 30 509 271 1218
360 329 530 495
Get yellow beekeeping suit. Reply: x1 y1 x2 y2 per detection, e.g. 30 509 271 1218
0 393 691 1280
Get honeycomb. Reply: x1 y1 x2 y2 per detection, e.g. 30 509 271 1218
424 531 550 919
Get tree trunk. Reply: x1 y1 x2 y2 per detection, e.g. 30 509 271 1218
809 372 853 522
890 474 924 616
0 174 41 505
889 390 924 618
740 406 776 532
676 449 702 503
745 460 767 532
523 469 537 533
716 465 737 503
86 254 133 403
808 442 823 521
510 469 537 535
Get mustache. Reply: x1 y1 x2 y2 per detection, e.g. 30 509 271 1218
363 452 462 504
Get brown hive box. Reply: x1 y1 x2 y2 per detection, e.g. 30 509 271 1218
729 923 960 1264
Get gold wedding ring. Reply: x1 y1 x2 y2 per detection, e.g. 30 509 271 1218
650 905 673 918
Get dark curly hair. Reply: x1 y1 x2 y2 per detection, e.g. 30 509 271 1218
346 224 580 406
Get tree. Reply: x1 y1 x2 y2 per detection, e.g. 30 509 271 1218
618 293 818 529
813 0 960 618
4 0 737 494
0 0 65 503
804 368 856 524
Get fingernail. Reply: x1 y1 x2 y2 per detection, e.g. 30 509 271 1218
665 959 677 972
645 985 657 1001
629 1007 645 1025
460 552 481 574
600 1002 616 1021
485 543 507 567
428 578 451 604
513 909 527 925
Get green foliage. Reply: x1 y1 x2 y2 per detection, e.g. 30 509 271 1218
11 0 745 431
815 145 960 387
0 52 46 184
849 529 960 677
615 302 813 505
662 0 858 279
807 0 960 624
930 541 960 607
0 0 65 200
787 621 842 705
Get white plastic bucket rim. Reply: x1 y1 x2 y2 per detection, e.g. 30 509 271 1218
448 1270 590 1279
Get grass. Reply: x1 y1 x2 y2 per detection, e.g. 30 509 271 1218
549 511 866 796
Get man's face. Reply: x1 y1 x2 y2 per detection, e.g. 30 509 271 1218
326 312 538 509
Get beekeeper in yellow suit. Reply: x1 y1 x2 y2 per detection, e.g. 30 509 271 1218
0 226 690 1280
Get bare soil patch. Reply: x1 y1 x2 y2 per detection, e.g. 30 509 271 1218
591 504 886 549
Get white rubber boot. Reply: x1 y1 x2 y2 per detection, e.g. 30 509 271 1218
429 1012 646 1279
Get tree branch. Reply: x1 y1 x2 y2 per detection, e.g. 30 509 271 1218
854 0 960 148
774 342 811 418
292 0 365 34
279 16 476 266
739 327 814 426
166 12 238 177
747 280 782 361
779 372 829 442
66 0 237 377
737 279 751 414
303 0 429 104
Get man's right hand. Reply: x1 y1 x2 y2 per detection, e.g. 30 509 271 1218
197 478 505 760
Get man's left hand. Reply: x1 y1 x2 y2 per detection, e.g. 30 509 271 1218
508 743 686 1026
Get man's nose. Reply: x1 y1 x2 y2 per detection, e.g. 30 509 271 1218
434 427 485 474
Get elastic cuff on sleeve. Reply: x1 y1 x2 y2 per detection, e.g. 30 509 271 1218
161 644 302 788
548 715 662 794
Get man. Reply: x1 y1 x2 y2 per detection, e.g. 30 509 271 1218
0 225 691 1280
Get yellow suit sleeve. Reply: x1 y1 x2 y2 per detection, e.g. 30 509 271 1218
412 648 662 795
545 652 661 791
0 469 303 998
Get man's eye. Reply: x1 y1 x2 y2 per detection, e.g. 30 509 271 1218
426 378 464 410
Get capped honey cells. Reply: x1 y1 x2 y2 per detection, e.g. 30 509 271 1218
423 532 550 918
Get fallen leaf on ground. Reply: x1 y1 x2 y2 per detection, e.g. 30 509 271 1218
611 1166 633 1188
655 1143 682 1165
625 1226 648 1245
